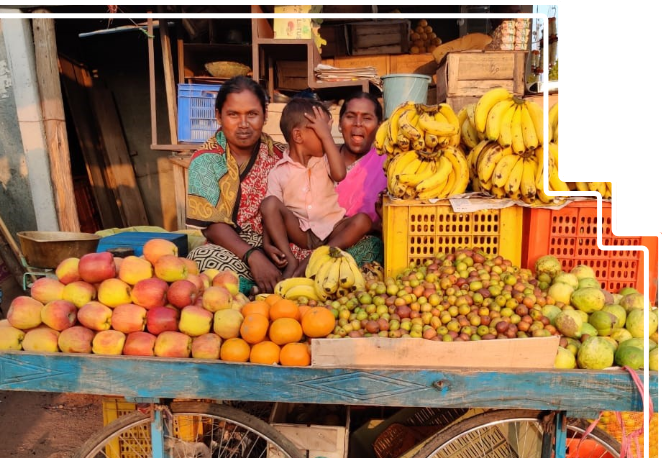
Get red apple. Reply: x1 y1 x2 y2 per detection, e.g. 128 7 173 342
78 252 116 284
183 258 200 276
7 296 44 329
178 305 213 337
30 277 65 304
167 280 199 309
77 301 113 331
154 255 188 282
118 255 154 285
185 273 204 293
198 273 211 290
154 331 192 358
130 277 169 309
146 306 179 335
123 331 157 356
58 326 95 353
191 333 222 359
40 300 78 331
92 329 126 355
55 257 81 285
142 238 179 265
111 303 147 334
22 327 60 352
212 270 240 296
97 278 132 308
202 286 233 312
62 281 97 308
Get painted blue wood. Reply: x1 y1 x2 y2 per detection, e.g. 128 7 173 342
0 351 657 413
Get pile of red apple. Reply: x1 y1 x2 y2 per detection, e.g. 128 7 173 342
0 238 250 359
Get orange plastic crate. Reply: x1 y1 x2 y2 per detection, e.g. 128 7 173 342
522 200 658 300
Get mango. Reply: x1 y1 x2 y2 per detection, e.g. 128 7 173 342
570 287 605 314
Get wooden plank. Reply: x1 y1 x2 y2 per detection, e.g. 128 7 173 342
169 156 190 230
328 55 390 77
389 54 438 84
32 13 80 232
59 57 123 229
148 17 157 146
158 17 178 144
0 352 656 414
89 84 149 227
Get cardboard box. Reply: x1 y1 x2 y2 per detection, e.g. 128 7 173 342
273 6 312 39
268 403 350 458
96 232 188 258
311 336 560 369
436 51 527 101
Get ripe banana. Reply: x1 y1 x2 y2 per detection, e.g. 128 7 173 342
313 257 336 300
437 103 460 146
498 103 517 148
283 284 320 301
461 118 480 149
442 146 470 197
549 103 558 143
415 156 453 193
275 277 317 297
389 102 415 146
485 99 515 141
505 157 524 196
548 158 570 192
492 151 519 188
338 256 356 290
477 141 505 186
576 182 590 192
417 112 457 137
524 101 545 146
466 103 478 130
305 245 332 278
474 87 513 133
467 139 491 177
391 150 419 177
424 133 439 150
519 102 539 150
339 250 365 292
398 110 422 141
519 157 538 202
417 177 448 200
321 257 342 295
374 121 389 153
510 105 526 155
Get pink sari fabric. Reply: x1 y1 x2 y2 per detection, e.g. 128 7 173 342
336 147 387 223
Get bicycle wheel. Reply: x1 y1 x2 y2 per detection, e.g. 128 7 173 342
410 409 621 458
74 401 304 458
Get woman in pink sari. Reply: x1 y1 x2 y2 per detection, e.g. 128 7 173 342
335 92 386 265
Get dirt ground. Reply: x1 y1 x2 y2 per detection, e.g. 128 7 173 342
0 391 103 457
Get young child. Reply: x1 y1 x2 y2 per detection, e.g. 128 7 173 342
260 98 372 278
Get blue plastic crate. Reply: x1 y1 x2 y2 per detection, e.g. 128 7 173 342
177 83 220 143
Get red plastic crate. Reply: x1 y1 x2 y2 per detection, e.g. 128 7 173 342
522 200 658 301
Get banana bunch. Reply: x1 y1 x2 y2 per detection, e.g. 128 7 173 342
375 102 460 160
305 246 366 300
274 277 321 301
549 102 558 144
385 145 469 199
464 88 546 156
468 140 567 205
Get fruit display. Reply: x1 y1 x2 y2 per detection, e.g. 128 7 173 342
409 19 441 54
375 102 469 199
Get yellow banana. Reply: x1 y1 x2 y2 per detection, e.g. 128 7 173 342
398 159 435 187
485 99 515 141
398 109 422 141
492 183 507 199
492 151 519 188
396 133 411 151
588 182 602 192
461 118 480 149
424 133 439 150
466 103 477 130
442 146 470 196
417 112 457 137
339 250 365 292
548 158 570 192
467 139 491 177
305 245 332 278
524 101 545 146
576 182 590 192
275 277 317 297
374 121 389 153
284 284 320 301
455 106 469 147
322 257 342 294
520 157 538 202
390 150 419 177
505 157 524 196
519 102 539 150
411 137 426 152
548 142 559 164
437 135 450 148
417 176 448 200
510 105 526 155
474 87 513 133
553 123 559 144
477 141 505 186
314 257 336 298
415 156 453 192
498 103 517 147
338 256 356 290
436 104 460 145
389 102 414 144
549 103 558 144
605 182 612 197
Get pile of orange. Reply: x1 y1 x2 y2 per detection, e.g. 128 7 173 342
220 294 336 366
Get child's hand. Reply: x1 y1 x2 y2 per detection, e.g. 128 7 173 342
264 244 288 269
304 106 333 141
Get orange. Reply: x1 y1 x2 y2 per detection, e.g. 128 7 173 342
298 304 312 320
220 338 250 362
264 294 282 306
249 341 281 365
280 342 311 366
241 300 271 319
268 317 303 345
301 307 336 338
240 313 270 344
269 298 300 321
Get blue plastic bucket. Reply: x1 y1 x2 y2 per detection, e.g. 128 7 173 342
381 73 432 119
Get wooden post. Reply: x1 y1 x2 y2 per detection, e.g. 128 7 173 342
156 9 178 145
32 11 81 232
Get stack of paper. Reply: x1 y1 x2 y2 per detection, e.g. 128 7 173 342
314 64 382 88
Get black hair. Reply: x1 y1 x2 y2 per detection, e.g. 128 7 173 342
279 97 331 143
214 76 267 115
339 91 383 122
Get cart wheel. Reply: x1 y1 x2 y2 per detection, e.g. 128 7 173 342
409 409 621 458
73 401 304 458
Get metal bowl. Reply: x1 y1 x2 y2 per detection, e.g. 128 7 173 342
17 231 100 269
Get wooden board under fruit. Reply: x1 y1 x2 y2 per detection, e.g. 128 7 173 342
311 336 560 369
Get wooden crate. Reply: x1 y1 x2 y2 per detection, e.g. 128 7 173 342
443 95 481 113
523 92 559 110
276 61 309 91
268 403 351 458
348 20 410 56
436 51 527 101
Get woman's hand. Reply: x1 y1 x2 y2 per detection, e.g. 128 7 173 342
247 249 283 294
